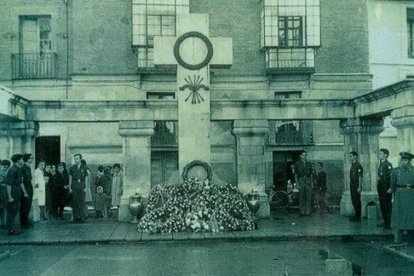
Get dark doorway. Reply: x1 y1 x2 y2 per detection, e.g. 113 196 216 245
35 136 60 167
273 150 302 191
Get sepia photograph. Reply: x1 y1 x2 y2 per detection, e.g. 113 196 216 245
0 0 414 275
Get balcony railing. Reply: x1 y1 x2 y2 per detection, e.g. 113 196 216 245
270 120 313 145
151 121 178 147
265 47 316 74
11 53 57 80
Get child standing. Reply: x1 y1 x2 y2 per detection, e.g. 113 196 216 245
0 160 11 229
94 186 107 218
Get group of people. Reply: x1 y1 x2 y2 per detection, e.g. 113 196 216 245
291 149 414 243
347 149 414 243
0 152 123 235
0 154 35 235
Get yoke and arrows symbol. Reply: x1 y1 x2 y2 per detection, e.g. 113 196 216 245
179 75 210 104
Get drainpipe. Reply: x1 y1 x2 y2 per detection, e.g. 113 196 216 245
64 0 69 99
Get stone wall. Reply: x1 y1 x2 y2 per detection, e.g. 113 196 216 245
317 0 370 73
0 0 371 82
210 121 236 184
368 0 414 89
0 0 68 81
72 0 137 75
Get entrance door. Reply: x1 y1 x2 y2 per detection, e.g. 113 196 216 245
35 136 60 167
273 151 302 191
151 151 179 186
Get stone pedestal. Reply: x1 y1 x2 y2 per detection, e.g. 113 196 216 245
339 118 384 217
233 120 270 218
118 120 154 222
391 106 414 155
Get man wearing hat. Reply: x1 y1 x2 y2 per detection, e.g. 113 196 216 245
389 151 414 243
377 148 393 229
6 154 26 235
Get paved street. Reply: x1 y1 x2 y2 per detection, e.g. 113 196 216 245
1 213 413 275
1 240 414 275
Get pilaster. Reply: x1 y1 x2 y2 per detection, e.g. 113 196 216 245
233 119 270 218
391 106 414 155
117 120 154 222
339 118 384 217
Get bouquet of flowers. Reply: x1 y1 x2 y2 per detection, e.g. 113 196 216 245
137 178 255 234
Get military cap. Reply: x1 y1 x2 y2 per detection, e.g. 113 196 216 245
399 152 414 159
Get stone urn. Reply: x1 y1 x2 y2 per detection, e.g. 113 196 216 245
129 193 144 224
246 190 260 216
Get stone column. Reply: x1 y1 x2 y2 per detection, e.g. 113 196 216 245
0 121 38 157
233 120 270 218
391 106 414 155
339 118 384 217
118 120 154 222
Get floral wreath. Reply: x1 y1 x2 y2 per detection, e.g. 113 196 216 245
181 160 213 182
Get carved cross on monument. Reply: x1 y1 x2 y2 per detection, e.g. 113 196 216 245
154 13 232 179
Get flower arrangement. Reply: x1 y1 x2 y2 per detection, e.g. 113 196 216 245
137 178 255 234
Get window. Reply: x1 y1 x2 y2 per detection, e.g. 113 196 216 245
261 0 320 70
147 92 175 99
132 0 189 68
12 15 56 79
274 91 302 99
20 15 52 53
278 16 303 47
270 120 313 145
408 9 414 57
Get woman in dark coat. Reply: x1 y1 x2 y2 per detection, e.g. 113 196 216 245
54 163 69 219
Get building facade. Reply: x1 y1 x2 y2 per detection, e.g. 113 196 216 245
0 0 413 220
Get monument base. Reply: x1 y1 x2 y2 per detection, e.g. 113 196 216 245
118 197 132 222
257 193 270 219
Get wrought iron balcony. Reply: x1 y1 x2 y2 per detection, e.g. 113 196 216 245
11 52 57 80
265 47 316 74
151 121 178 147
270 120 313 145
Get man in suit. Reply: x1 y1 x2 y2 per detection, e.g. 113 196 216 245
68 154 88 223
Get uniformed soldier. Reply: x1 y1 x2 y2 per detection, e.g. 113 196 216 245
20 153 34 229
6 154 26 235
69 153 88 223
294 150 314 217
349 151 363 222
389 151 414 243
377 148 393 229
